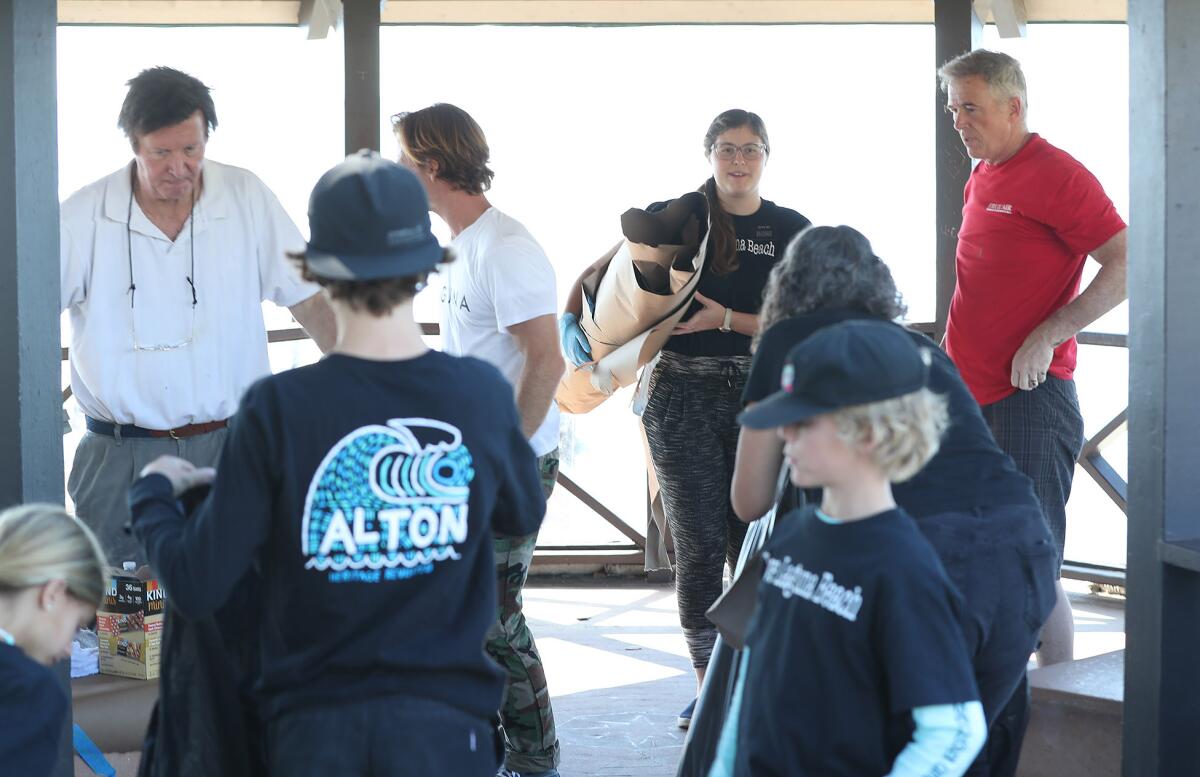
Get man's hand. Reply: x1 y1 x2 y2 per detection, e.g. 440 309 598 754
139 456 216 496
1010 330 1054 391
672 292 725 335
1008 228 1127 392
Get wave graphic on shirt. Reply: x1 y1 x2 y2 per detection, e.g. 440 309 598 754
301 418 474 574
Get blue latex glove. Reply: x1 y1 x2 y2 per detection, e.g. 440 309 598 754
558 312 593 367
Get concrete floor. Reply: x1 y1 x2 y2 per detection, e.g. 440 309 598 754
76 578 1126 777
530 577 1127 777
525 580 696 777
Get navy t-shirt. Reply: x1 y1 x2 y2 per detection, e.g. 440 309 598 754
0 643 67 776
736 507 978 776
648 198 809 358
130 350 545 721
744 311 1038 517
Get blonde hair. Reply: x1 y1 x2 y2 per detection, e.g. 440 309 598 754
0 504 109 608
832 389 949 482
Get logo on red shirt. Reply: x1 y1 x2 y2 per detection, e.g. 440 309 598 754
985 203 1014 214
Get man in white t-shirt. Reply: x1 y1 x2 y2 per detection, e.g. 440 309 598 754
61 67 336 565
394 103 564 777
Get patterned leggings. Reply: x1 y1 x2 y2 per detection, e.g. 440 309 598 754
642 352 750 670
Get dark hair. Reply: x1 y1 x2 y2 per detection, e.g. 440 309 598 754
118 67 218 151
291 249 455 317
391 104 494 196
758 225 906 344
701 109 770 276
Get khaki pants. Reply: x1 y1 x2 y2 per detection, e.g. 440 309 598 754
68 428 228 567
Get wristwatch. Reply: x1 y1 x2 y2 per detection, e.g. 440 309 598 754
719 307 733 333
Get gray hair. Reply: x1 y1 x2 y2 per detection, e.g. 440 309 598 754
757 225 906 349
938 49 1028 116
0 504 109 608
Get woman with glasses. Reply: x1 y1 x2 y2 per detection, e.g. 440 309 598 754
564 109 809 728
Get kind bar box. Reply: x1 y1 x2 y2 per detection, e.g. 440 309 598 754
97 569 165 680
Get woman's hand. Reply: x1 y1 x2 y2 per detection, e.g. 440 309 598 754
558 312 593 367
139 456 216 497
672 292 727 335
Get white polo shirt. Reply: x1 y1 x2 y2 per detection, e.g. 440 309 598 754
60 160 318 430
442 207 560 457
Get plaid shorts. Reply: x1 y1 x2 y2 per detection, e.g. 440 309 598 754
980 376 1085 569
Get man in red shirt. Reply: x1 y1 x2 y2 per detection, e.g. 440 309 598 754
939 48 1127 670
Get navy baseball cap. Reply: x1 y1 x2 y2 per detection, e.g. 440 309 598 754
303 150 443 281
739 320 931 429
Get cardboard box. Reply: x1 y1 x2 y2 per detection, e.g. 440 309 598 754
97 572 165 680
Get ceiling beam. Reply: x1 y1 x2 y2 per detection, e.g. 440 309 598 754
57 0 1126 26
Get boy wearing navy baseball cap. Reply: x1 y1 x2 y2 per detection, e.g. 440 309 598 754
710 320 986 777
129 151 544 775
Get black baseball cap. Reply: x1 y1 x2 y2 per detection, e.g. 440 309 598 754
739 320 931 429
303 150 443 281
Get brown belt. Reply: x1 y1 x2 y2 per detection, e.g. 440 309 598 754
85 416 228 440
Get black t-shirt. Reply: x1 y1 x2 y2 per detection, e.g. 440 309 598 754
736 507 978 776
648 198 809 358
744 311 1039 517
130 350 545 721
0 643 67 776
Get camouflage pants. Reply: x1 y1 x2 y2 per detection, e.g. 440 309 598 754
486 449 560 773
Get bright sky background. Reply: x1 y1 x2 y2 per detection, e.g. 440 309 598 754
55 22 1131 567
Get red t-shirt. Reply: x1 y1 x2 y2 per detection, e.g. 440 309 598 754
945 134 1126 406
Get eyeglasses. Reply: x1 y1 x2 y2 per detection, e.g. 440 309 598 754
712 143 768 161
127 165 199 352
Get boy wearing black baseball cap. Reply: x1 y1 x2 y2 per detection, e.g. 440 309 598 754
128 151 544 775
711 320 986 777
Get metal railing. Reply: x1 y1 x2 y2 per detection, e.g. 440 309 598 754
61 324 652 569
60 324 1130 578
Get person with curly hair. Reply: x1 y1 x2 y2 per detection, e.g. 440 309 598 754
733 225 1057 777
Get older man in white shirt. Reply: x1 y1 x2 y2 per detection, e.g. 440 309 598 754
61 66 335 564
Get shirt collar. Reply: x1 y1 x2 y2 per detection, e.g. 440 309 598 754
101 159 231 234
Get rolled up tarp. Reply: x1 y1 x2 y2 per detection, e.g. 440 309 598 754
556 192 710 414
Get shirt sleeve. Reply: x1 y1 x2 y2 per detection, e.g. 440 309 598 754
484 235 558 331
489 373 547 537
878 555 980 713
776 206 812 251
60 218 87 311
248 173 319 308
0 661 67 777
128 383 277 618
1038 164 1127 256
885 702 987 777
